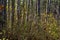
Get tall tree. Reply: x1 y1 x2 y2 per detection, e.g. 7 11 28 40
38 0 40 16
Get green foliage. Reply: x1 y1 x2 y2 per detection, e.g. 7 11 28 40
1 0 60 40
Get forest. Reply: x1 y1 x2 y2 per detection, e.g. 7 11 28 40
0 0 60 40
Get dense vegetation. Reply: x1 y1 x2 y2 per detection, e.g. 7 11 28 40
0 0 60 40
